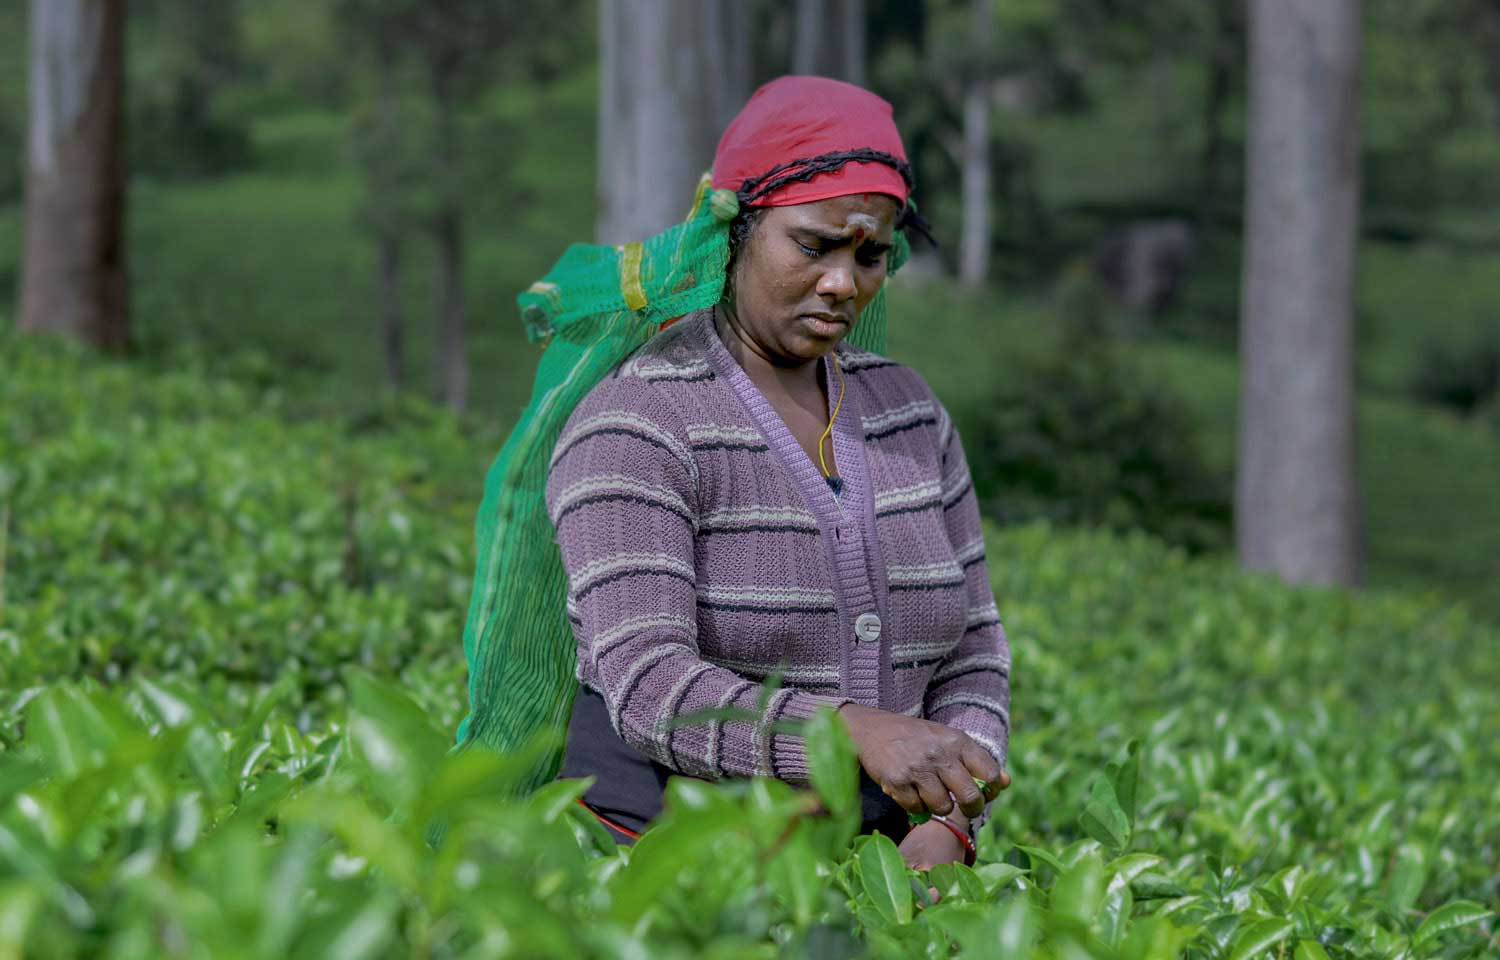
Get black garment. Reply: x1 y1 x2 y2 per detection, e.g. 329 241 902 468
558 683 909 845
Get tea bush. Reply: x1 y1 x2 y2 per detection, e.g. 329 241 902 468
0 327 492 738
2 332 1496 957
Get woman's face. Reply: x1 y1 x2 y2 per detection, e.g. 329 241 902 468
728 192 900 367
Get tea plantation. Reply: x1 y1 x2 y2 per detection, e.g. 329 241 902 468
2 329 1497 958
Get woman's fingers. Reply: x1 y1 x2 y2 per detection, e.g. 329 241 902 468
854 712 1011 816
938 764 986 818
914 773 954 816
960 740 1005 799
883 778 925 814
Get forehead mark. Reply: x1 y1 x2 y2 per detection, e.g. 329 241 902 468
846 212 880 238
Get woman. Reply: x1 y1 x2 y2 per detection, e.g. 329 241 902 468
536 76 1013 871
452 75 1010 870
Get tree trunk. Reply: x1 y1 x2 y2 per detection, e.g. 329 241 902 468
1197 44 1230 230
958 0 993 290
597 0 745 245
433 205 467 411
19 0 128 351
430 77 467 410
1236 0 1363 586
377 233 403 388
703 0 750 136
375 38 404 389
1478 24 1500 131
792 0 865 85
1484 62 1500 131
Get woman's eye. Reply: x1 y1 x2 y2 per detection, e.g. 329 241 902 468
796 240 823 259
856 251 886 268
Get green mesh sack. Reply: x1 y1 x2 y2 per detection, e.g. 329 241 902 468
454 172 912 792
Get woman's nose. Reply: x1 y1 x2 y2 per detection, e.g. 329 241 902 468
816 265 857 302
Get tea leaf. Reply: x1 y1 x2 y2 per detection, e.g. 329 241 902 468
803 706 859 822
1412 900 1494 950
1227 917 1294 960
1294 940 1332 960
857 833 913 925
1079 775 1131 851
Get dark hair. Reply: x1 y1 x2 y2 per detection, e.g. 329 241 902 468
722 205 765 305
732 148 935 248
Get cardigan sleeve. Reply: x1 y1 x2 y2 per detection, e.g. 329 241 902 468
545 373 853 784
921 401 1013 782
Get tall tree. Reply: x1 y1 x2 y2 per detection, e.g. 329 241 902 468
1236 0 1363 585
340 0 574 409
362 31 410 389
1197 0 1246 229
597 0 748 245
957 0 993 289
341 0 420 390
126 0 252 180
18 0 128 351
426 26 471 412
793 0 866 84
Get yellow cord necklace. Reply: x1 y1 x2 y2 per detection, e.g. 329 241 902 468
817 352 846 481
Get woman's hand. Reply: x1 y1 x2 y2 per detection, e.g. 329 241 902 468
836 703 1010 817
899 820 967 872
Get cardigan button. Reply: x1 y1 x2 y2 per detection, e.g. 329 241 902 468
854 612 882 643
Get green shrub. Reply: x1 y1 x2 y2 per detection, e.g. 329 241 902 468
0 325 488 736
1484 393 1500 438
3 332 1498 956
889 279 1230 554
1410 319 1500 415
956 340 1229 553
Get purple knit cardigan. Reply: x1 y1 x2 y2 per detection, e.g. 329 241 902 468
544 308 1011 804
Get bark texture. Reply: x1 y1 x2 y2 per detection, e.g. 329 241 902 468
19 0 128 351
431 83 467 411
1237 0 1363 586
958 0 993 290
597 0 748 245
792 0 865 85
374 38 405 388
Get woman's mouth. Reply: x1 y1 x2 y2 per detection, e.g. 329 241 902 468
801 314 848 338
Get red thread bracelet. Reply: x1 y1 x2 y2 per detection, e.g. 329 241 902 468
576 798 642 841
929 815 977 866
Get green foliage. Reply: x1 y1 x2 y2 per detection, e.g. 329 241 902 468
238 0 353 111
958 335 1228 552
0 1 23 205
888 281 1230 553
107 69 596 420
3 334 1499 956
335 0 589 250
0 325 488 738
1134 340 1500 620
1409 318 1500 416
1357 241 1500 398
126 0 257 180
3 1 1500 950
0 2 25 205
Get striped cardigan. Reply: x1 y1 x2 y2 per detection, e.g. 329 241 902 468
544 307 1011 803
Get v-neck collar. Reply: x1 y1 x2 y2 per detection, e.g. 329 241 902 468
694 308 868 524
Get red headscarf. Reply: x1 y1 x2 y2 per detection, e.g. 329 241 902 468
711 75 911 208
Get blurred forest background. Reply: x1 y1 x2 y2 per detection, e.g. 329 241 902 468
8 6 1500 953
3 0 1498 617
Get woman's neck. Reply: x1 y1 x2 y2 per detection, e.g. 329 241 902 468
712 303 823 396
